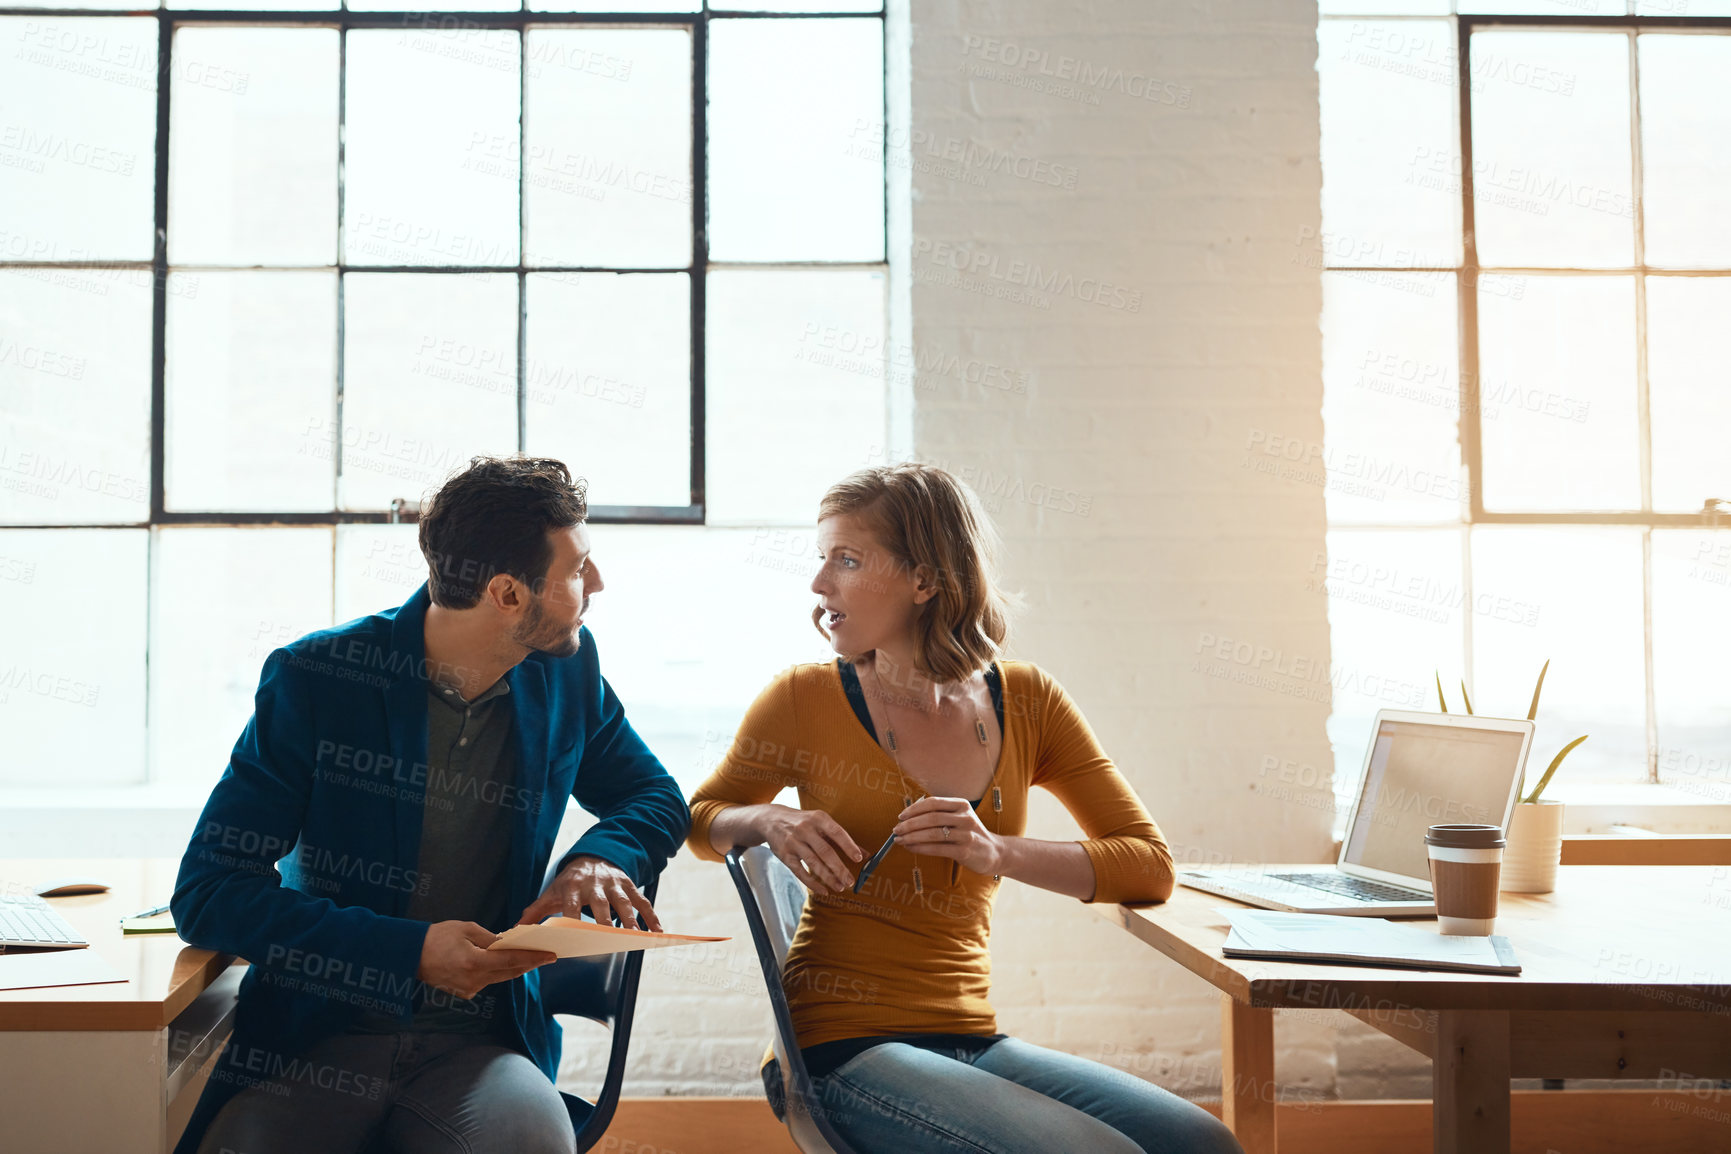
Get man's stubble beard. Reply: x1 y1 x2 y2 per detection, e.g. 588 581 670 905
513 592 582 658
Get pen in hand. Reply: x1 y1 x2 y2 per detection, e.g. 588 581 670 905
852 834 896 894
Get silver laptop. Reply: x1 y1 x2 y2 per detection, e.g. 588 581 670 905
1182 710 1535 916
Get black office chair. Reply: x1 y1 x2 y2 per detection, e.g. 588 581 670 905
723 846 860 1154
538 873 657 1152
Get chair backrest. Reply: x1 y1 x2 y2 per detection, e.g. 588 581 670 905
740 844 811 970
725 846 858 1154
534 873 658 1153
542 953 629 1025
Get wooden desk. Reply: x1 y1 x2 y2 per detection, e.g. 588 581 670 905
1103 865 1731 1154
0 858 241 1154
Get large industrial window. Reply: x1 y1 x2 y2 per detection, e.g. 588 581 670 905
1315 4 1730 813
0 1 889 789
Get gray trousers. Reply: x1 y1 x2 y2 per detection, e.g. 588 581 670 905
195 1031 576 1154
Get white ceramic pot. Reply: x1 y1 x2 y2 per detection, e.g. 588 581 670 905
1500 800 1564 894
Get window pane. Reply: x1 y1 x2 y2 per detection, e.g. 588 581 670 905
524 28 691 268
1321 528 1465 835
0 269 151 525
1652 530 1731 801
1646 277 1731 514
0 529 146 786
169 28 338 265
714 0 880 10
707 269 885 524
338 273 519 511
1477 275 1638 512
1 17 157 261
582 525 836 796
3 0 148 9
709 19 884 262
526 273 690 509
149 527 333 786
336 524 426 623
1321 270 1462 524
1470 526 1646 785
166 271 337 512
1460 0 1623 14
1317 20 1460 269
1470 31 1633 269
533 0 697 11
345 30 520 267
1320 0 1446 11
170 0 330 9
352 0 516 14
1636 0 1731 12
1637 35 1731 269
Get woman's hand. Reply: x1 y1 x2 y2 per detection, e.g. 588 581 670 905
893 797 1003 878
763 805 864 895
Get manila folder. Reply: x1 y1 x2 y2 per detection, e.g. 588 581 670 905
489 918 728 959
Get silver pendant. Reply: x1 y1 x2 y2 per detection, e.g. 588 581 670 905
975 719 989 745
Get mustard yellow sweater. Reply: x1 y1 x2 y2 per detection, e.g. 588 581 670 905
686 660 1174 1049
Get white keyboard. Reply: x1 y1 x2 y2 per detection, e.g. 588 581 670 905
0 895 88 949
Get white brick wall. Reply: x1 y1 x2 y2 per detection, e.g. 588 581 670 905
904 0 1339 1106
575 0 1395 1113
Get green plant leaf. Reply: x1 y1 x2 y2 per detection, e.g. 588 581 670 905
1523 734 1588 804
1526 659 1551 722
1436 671 1448 713
1460 680 1474 716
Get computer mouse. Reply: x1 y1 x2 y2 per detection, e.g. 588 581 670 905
35 877 111 898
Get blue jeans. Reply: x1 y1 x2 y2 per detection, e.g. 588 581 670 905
195 1031 574 1154
809 1037 1243 1154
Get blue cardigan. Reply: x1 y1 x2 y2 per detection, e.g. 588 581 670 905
170 582 690 1154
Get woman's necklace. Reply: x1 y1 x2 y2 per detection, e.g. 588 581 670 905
870 660 1003 892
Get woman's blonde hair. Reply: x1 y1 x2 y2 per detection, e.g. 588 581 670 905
812 463 1013 683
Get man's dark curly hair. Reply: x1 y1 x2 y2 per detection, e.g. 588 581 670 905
417 456 588 609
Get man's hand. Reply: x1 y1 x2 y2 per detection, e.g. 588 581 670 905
517 855 661 932
417 921 557 1001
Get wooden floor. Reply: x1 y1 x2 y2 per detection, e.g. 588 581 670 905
604 1091 1731 1154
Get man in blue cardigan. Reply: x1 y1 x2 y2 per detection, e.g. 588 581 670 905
171 456 690 1154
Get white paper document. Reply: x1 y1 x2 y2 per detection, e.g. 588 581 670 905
489 917 728 960
0 947 127 991
1221 908 1521 975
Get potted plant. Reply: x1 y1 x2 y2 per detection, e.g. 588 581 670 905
1435 660 1587 894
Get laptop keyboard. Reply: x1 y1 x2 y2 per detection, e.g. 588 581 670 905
1267 872 1430 903
0 898 84 946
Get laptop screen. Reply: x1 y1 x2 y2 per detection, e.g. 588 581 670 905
1342 719 1527 882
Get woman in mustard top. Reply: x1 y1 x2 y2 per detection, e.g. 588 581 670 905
687 464 1241 1154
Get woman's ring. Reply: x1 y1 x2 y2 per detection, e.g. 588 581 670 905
942 826 952 841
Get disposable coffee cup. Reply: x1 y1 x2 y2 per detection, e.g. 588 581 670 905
1425 824 1505 936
